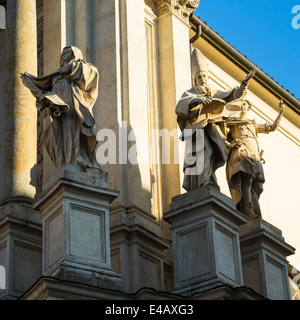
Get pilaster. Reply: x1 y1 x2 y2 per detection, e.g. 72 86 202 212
92 0 173 294
43 0 66 75
154 0 200 23
155 0 199 212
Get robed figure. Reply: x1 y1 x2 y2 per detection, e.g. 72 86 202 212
21 46 100 169
176 48 254 191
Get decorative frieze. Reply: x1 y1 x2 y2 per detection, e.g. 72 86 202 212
153 0 199 22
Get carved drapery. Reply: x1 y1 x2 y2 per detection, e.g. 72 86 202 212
153 0 199 22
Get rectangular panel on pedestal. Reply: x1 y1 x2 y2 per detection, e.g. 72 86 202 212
69 204 106 263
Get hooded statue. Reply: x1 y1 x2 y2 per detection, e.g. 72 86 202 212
21 46 100 170
176 48 253 191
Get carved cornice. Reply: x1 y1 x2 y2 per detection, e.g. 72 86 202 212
153 0 199 22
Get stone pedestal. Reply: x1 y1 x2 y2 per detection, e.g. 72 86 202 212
164 186 247 296
33 164 122 291
239 217 295 300
0 204 42 300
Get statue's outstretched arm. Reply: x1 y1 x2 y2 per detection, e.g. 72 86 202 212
232 70 256 100
266 100 285 133
256 100 285 134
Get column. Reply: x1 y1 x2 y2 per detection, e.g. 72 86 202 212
1 0 37 204
0 0 42 300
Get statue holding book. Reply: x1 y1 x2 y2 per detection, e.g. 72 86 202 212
176 48 255 191
21 46 100 170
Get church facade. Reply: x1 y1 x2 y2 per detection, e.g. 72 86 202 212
0 0 299 300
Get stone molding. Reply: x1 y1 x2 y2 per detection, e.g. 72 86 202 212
20 276 266 300
153 0 199 22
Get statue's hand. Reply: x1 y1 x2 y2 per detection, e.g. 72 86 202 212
50 106 62 117
242 70 256 86
228 139 242 149
191 96 212 107
61 63 73 75
235 71 255 99
202 96 213 105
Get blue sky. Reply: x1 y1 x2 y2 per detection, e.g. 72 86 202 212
194 0 300 100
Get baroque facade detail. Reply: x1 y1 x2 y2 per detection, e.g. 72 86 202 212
153 0 200 22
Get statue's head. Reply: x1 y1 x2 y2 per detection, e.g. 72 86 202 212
194 71 210 93
60 46 84 67
240 100 252 117
191 49 211 96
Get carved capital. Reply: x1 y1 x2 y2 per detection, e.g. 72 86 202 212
153 0 199 22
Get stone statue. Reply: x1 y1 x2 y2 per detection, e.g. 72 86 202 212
176 48 254 191
224 99 285 218
21 46 100 170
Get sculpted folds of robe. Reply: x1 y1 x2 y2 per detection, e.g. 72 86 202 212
176 86 245 191
22 46 100 169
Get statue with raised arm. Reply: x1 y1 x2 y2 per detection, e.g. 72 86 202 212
176 48 255 191
21 46 100 170
224 100 285 218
